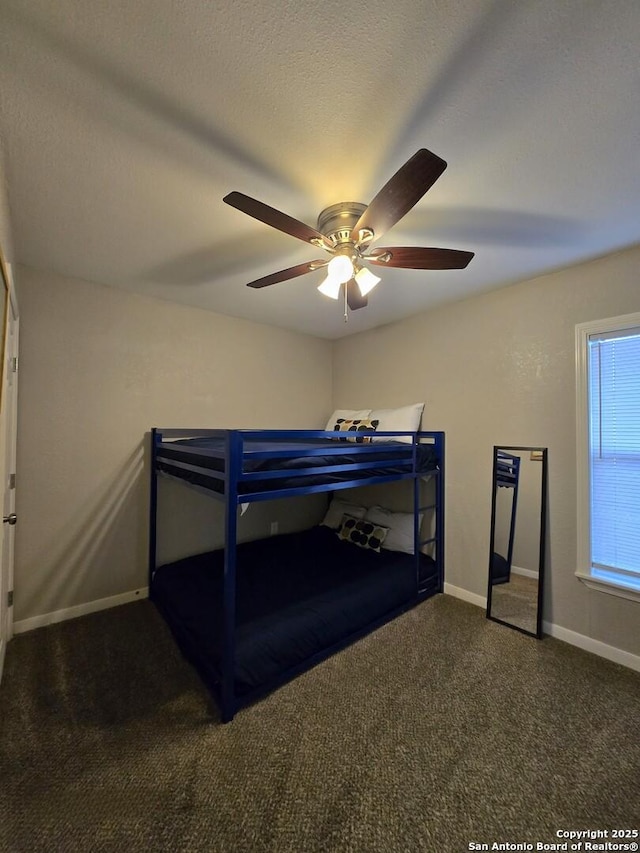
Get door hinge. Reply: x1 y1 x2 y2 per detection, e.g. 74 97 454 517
11 356 18 373
7 590 13 607
9 473 15 490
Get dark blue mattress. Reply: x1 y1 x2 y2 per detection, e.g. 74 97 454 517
152 526 437 695
491 552 511 585
156 437 437 495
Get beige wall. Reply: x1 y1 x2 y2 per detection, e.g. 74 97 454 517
333 245 640 656
0 139 14 266
0 144 15 661
12 244 640 657
14 266 332 621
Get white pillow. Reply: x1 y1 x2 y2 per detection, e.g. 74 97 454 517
365 505 423 554
324 409 372 432
321 498 367 530
369 402 425 444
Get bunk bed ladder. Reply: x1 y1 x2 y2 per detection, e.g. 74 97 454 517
414 432 445 596
506 464 519 580
413 474 422 592
435 433 445 592
221 431 241 723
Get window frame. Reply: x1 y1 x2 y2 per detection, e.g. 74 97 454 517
576 311 640 603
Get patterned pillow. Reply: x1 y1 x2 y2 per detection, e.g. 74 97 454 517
336 513 389 553
332 418 380 443
324 409 372 431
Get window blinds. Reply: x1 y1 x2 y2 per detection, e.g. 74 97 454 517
588 328 640 587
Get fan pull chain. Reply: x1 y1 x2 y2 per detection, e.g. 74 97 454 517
343 283 348 323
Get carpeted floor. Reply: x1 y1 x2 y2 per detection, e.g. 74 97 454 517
1 595 639 853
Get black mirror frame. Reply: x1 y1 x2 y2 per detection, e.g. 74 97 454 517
486 446 548 639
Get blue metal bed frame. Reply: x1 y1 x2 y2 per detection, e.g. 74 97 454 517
493 450 521 582
148 428 445 721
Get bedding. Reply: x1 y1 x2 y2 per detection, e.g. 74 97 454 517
369 402 425 444
365 506 424 555
320 498 367 529
336 514 389 552
324 409 372 431
152 526 437 696
491 551 510 584
333 418 380 442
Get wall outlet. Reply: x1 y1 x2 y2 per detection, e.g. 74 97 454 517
270 521 279 536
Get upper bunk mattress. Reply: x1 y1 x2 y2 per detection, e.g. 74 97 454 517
156 435 438 495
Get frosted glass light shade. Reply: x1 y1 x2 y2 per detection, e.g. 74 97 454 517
355 266 381 296
317 276 342 299
327 255 354 284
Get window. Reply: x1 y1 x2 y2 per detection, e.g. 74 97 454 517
576 312 640 602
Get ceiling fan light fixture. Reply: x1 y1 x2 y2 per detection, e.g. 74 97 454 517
354 265 381 296
326 254 354 284
317 276 342 299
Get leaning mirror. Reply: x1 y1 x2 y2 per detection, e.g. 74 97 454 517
486 446 547 638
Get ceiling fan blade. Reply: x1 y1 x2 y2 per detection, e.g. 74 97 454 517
346 279 368 310
247 260 327 289
351 149 447 247
367 247 474 270
224 192 333 250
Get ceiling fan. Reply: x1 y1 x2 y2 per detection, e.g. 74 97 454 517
223 148 474 314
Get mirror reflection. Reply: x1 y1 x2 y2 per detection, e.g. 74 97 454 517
487 447 547 638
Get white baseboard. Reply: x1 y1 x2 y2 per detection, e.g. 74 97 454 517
511 565 539 580
444 584 640 673
542 620 640 673
13 587 149 635
444 583 487 609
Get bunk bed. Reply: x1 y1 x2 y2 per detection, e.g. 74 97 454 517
490 450 521 585
149 427 445 721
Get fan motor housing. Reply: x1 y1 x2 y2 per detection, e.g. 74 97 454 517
317 202 367 245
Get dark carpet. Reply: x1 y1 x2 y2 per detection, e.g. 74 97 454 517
1 595 639 853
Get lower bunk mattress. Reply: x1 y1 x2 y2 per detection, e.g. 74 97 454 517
152 526 439 697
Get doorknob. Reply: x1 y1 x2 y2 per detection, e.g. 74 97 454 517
3 513 17 525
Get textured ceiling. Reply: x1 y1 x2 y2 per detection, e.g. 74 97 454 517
1 0 639 339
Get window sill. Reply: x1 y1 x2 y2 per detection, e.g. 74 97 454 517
576 572 640 603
